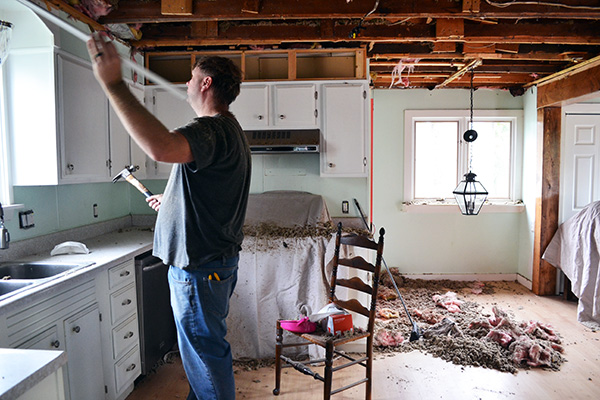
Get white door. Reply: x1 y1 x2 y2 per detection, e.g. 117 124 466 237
562 112 600 222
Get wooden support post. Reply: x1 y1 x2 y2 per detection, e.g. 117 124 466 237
532 106 561 295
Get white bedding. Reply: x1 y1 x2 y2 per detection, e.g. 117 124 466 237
543 201 600 329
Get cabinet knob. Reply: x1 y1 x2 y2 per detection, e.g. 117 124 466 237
122 298 132 306
278 114 285 120
51 340 60 348
328 162 335 168
119 270 131 277
72 326 81 334
124 331 134 339
257 115 263 120
66 163 74 172
126 363 136 372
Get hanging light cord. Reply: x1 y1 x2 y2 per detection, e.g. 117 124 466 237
469 68 474 172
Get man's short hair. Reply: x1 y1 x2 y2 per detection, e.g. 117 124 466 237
193 56 242 106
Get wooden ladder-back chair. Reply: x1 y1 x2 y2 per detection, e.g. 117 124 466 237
273 222 385 399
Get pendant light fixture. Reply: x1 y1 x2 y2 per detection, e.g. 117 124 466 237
453 68 488 216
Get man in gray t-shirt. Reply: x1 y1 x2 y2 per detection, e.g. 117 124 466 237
87 33 250 400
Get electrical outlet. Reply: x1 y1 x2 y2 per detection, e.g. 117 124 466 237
19 210 35 229
342 200 349 214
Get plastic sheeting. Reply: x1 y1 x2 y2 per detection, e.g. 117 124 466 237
543 201 600 329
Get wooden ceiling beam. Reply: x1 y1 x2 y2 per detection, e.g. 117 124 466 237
134 19 600 48
100 0 600 24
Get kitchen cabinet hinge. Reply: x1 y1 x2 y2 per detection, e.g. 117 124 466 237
314 109 318 118
105 385 108 394
363 90 367 99
314 91 318 100
153 96 156 105
106 159 112 169
99 313 102 322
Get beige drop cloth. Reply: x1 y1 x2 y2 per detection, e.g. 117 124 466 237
226 191 335 358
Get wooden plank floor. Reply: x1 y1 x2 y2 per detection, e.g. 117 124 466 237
126 282 600 400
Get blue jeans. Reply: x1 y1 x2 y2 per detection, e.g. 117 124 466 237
168 256 239 400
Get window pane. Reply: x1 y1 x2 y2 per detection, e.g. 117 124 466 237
414 121 458 198
469 121 511 199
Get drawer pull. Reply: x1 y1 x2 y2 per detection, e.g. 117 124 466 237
122 299 132 306
72 326 81 334
119 270 131 277
278 114 285 120
51 340 60 348
124 331 134 339
126 363 136 372
257 115 263 120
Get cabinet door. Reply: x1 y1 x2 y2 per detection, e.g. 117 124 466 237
150 87 195 178
321 83 368 177
109 83 145 177
230 84 269 129
273 84 317 127
57 54 110 182
63 304 105 400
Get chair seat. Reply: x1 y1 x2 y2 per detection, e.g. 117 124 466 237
298 330 371 347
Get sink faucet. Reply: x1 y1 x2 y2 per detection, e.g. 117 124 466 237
0 202 9 249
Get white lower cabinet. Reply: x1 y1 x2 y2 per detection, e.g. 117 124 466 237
97 258 141 400
63 305 105 400
4 279 104 400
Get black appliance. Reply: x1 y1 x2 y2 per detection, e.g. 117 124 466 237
135 251 177 375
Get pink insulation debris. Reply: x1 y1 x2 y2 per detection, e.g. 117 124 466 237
374 329 404 347
469 306 564 368
74 0 115 20
413 308 445 324
432 291 463 313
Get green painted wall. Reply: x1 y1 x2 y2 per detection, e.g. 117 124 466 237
371 88 529 276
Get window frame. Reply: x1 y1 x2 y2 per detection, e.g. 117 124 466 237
404 109 523 205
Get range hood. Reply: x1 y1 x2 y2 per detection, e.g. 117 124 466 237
245 129 320 154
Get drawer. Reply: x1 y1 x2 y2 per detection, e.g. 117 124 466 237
112 314 139 360
108 259 135 290
114 346 141 393
110 283 137 325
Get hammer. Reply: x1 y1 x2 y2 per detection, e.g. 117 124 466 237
112 165 153 198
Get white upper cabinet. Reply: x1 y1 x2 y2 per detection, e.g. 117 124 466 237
231 83 317 129
272 84 318 128
230 84 270 129
321 82 369 177
57 53 110 183
147 86 195 178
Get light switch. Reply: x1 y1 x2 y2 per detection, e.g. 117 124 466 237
19 210 35 229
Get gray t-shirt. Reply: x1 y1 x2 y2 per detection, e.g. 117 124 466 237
153 114 251 268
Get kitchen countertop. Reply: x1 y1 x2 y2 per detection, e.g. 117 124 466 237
0 227 154 315
0 348 67 400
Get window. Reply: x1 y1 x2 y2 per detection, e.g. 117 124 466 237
404 110 522 204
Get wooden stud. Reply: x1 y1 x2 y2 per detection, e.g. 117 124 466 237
462 0 481 13
496 43 520 54
532 107 561 296
432 42 456 53
161 0 193 16
436 18 464 40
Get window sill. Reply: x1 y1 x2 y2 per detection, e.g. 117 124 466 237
401 202 525 214
1 204 24 221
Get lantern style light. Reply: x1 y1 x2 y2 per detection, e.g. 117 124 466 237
453 172 488 215
453 68 488 215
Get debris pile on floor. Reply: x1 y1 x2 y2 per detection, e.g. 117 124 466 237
374 275 566 373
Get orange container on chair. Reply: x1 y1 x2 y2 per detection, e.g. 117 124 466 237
324 313 353 336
